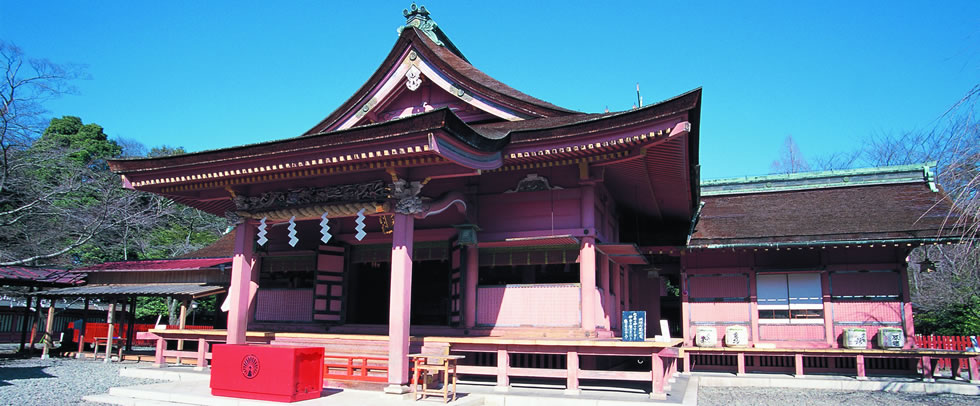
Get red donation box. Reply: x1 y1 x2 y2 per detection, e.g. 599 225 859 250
211 344 324 402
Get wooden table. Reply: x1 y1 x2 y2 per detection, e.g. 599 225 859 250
409 353 465 402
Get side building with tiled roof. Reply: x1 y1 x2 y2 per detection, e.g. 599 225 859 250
680 163 958 362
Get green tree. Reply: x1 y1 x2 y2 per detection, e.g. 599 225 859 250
36 116 121 164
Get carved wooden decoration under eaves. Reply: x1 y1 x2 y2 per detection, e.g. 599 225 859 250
232 180 390 212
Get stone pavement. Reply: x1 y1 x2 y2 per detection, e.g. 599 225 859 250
84 364 980 405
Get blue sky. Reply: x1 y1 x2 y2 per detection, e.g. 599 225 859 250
2 1 977 179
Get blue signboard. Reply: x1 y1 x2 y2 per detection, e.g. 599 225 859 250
621 311 646 342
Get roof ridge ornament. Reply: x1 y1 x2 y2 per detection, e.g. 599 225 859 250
398 3 445 47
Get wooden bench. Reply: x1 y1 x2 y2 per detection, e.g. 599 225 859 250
682 346 980 383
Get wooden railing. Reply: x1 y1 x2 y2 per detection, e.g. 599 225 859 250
914 335 977 371
323 354 389 383
428 336 682 400
136 329 274 369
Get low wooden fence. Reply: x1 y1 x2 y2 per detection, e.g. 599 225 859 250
914 335 978 372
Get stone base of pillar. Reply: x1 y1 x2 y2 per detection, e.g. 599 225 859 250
493 386 510 393
563 389 581 396
384 384 411 395
40 354 50 360
650 393 668 400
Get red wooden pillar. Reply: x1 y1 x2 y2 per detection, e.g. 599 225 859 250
153 335 166 367
463 245 478 328
749 271 759 345
921 356 936 382
794 353 804 377
651 352 666 400
968 356 980 384
856 354 866 380
495 347 509 392
599 255 611 330
19 295 34 352
899 259 915 348
580 237 597 333
565 349 580 395
622 265 631 312
736 352 746 375
821 271 834 347
611 263 621 330
580 184 597 334
386 213 414 393
195 338 207 371
227 221 256 345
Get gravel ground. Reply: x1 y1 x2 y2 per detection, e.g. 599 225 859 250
0 355 163 406
699 386 980 406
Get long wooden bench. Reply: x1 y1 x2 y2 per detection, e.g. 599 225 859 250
682 346 980 383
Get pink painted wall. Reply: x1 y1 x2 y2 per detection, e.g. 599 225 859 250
833 301 903 323
830 271 901 297
683 247 912 348
689 302 751 323
758 324 825 341
629 272 662 337
478 188 582 236
594 184 619 243
255 289 313 322
688 274 749 298
476 284 581 327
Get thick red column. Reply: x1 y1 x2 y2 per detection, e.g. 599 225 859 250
599 255 611 330
386 213 414 392
580 237 597 332
579 185 597 333
464 245 478 328
611 263 621 330
227 222 256 345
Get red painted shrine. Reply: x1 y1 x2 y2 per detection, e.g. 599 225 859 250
106 5 971 396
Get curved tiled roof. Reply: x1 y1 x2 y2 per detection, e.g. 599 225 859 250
302 26 579 136
690 164 961 247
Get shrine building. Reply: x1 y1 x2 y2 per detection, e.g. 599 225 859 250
105 5 962 394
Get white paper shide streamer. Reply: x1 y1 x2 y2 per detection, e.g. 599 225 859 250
256 217 269 246
355 208 367 241
287 216 299 247
320 211 332 244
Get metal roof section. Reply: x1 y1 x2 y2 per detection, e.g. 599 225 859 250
0 267 85 286
73 258 233 273
37 283 227 299
701 162 938 196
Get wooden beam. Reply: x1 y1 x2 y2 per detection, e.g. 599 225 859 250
105 302 116 363
18 294 33 352
40 303 55 359
126 296 137 351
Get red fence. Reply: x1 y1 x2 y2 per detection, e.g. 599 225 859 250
914 335 976 371
69 322 214 346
